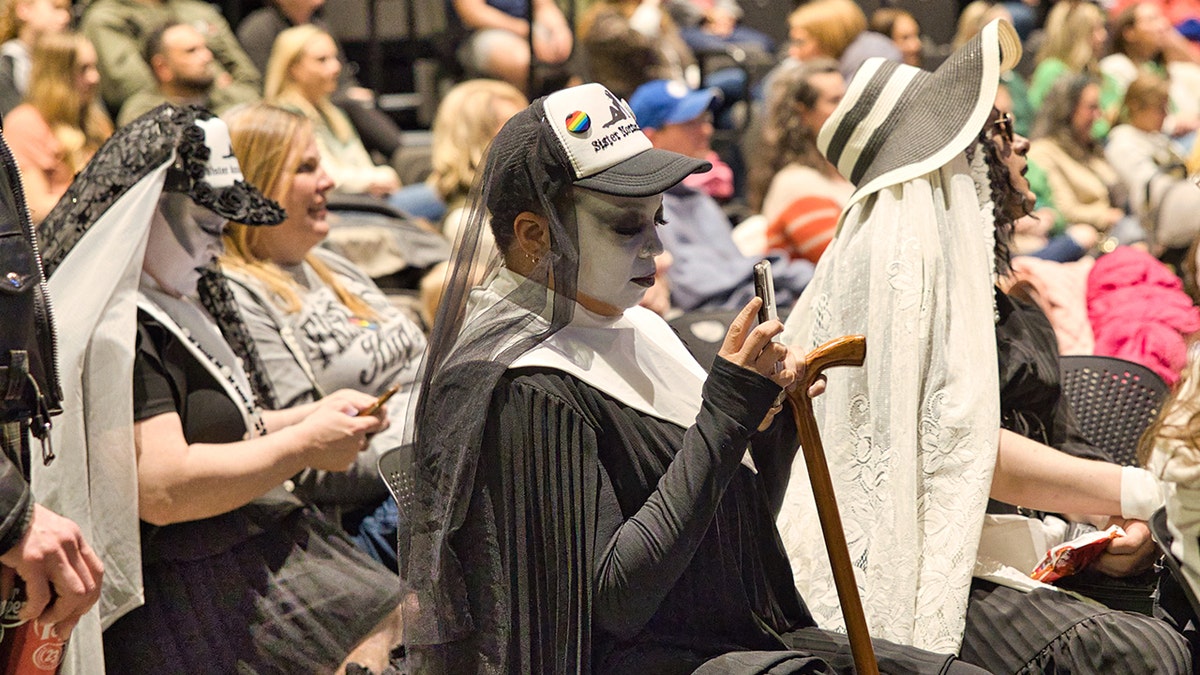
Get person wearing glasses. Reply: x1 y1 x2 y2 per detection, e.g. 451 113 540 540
779 19 1189 673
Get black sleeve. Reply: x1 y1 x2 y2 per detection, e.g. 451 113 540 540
749 398 800 518
0 436 31 556
132 320 179 423
594 357 780 637
478 357 781 664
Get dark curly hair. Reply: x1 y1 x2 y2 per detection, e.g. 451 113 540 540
966 121 1018 277
747 58 842 212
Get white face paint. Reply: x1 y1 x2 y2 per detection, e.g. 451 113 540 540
142 193 227 297
572 188 665 316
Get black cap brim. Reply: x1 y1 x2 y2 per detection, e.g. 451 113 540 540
574 148 711 197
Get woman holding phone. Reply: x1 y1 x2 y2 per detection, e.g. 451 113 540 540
219 103 428 568
398 82 989 674
39 105 404 675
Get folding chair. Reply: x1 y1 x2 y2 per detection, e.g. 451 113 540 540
1059 354 1170 466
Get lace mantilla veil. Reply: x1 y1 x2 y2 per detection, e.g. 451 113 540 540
777 20 1019 655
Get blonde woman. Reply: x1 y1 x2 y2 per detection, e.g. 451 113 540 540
5 31 111 222
787 0 899 82
427 79 526 236
419 79 525 327
265 24 443 219
951 0 1011 50
1028 0 1120 137
220 103 428 570
953 1 1034 138
0 0 69 115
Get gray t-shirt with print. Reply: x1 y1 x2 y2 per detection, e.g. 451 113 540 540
225 247 427 507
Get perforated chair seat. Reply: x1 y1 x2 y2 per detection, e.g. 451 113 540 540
1059 355 1170 467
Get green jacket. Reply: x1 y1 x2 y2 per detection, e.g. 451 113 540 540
1028 58 1121 140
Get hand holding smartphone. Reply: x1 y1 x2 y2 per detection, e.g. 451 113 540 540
358 383 400 417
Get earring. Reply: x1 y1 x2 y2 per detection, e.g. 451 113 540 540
527 250 541 265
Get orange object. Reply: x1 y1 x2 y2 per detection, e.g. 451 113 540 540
1031 525 1125 584
0 619 65 674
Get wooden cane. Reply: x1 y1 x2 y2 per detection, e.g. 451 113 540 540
787 334 877 675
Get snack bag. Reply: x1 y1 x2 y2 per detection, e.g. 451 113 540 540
1030 524 1125 583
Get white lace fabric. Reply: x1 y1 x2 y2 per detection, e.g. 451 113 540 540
778 152 1000 654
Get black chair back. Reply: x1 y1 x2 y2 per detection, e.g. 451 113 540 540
669 307 790 371
669 309 743 371
1059 354 1170 467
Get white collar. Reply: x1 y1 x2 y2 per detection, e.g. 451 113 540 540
462 269 755 469
137 281 264 438
469 269 706 427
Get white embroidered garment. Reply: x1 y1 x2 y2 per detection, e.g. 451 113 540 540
778 154 1000 654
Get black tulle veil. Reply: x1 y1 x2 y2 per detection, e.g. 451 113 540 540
398 95 585 672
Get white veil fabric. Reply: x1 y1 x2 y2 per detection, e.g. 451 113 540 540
33 105 284 674
776 19 1020 654
34 152 171 675
778 155 999 654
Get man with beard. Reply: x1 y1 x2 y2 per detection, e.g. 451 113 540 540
116 21 254 126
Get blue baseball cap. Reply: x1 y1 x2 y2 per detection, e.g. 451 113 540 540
628 80 722 131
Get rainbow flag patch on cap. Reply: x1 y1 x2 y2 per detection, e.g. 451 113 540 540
565 111 591 134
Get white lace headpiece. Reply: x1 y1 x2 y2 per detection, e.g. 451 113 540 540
777 19 1019 654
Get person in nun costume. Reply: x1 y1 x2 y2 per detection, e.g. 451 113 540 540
778 18 1189 674
36 104 404 674
395 82 993 674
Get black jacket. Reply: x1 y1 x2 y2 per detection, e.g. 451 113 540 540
0 122 60 556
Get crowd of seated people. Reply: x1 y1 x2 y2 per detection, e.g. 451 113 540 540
18 2 1200 673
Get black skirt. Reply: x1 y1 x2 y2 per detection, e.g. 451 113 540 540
960 579 1190 674
103 507 402 674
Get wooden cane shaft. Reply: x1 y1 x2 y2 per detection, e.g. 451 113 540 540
790 335 877 675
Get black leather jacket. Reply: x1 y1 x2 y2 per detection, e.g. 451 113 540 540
0 123 60 556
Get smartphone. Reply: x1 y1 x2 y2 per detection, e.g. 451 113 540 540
358 383 401 417
754 259 788 406
753 259 778 325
